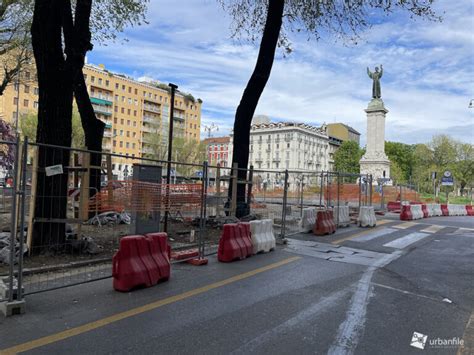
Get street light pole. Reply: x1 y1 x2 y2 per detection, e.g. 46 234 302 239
164 83 178 233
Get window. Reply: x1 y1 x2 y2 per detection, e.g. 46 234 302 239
105 80 109 87
84 74 87 81
134 89 138 95
287 143 290 148
132 143 136 149
127 109 131 115
91 76 95 83
24 85 30 94
133 132 136 138
13 83 19 91
98 78 102 85
34 87 39 95
115 95 118 101
134 99 138 106
114 106 118 112
127 120 130 126
25 71 30 80
119 141 123 148
13 97 18 105
121 108 124 114
133 110 137 117
120 130 124 136
127 87 131 93
33 101 39 109
126 142 130 148
159 96 162 102
113 140 116 147
115 83 119 89
128 98 132 104
122 85 125 91
133 121 136 127
113 129 117 135
120 119 124 125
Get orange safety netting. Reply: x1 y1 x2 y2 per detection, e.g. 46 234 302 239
89 180 203 213
325 184 419 203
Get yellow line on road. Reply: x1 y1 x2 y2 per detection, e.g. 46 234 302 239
420 225 445 234
376 219 392 226
457 312 474 355
393 221 418 229
332 226 383 245
0 256 301 355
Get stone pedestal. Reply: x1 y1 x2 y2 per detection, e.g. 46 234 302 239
359 99 391 184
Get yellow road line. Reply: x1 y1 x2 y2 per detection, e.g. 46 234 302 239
376 219 391 226
420 225 445 234
393 221 418 229
0 256 301 355
332 226 384 245
457 312 474 355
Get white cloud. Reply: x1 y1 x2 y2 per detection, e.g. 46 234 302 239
90 0 474 146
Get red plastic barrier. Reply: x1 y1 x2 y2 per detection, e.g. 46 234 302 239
400 205 413 220
113 234 171 292
313 210 336 236
218 222 253 262
387 201 401 212
440 204 449 216
145 232 171 281
410 201 422 205
113 235 153 292
466 205 474 216
421 204 429 218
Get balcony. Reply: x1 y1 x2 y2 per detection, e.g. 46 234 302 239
143 103 160 113
92 104 113 116
266 148 271 152
103 131 113 138
255 157 263 163
143 115 159 124
272 157 281 162
90 96 113 106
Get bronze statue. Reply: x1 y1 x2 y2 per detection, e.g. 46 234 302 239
367 65 383 99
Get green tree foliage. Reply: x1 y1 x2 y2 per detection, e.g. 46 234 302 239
19 107 85 148
385 141 415 183
334 141 364 175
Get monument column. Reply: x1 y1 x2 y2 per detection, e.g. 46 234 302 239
360 65 391 183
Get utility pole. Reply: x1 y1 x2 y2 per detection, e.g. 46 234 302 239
164 83 178 233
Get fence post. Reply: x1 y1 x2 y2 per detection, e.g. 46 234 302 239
336 172 340 227
300 174 304 218
369 174 373 206
230 163 237 217
247 165 253 207
7 136 20 302
216 163 221 216
17 137 29 302
198 161 208 259
358 175 362 209
279 169 289 244
319 171 324 208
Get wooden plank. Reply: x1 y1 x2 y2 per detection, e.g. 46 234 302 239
26 146 39 252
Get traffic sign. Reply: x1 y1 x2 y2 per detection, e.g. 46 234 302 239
441 176 454 186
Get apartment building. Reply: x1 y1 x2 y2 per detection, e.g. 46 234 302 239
327 123 361 145
203 136 233 167
249 121 330 172
0 63 202 179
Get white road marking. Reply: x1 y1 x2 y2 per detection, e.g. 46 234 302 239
383 232 429 249
328 251 403 355
393 221 418 229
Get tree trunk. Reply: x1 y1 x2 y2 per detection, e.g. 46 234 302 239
31 0 74 252
63 0 105 199
228 0 284 217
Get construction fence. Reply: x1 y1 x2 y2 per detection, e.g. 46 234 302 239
1 139 420 313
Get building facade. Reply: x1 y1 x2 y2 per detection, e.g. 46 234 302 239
203 136 233 167
327 123 361 145
248 122 330 172
0 63 202 179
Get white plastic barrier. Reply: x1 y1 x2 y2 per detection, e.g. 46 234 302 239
250 219 275 254
333 206 350 227
301 207 316 232
427 203 442 217
410 205 424 220
358 206 376 227
448 204 467 216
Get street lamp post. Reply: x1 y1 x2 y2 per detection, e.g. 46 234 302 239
164 83 178 233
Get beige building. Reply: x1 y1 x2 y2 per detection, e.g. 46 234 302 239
0 63 202 179
327 123 360 144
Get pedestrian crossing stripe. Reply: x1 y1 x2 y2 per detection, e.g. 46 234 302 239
393 221 418 229
383 232 429 249
420 225 445 234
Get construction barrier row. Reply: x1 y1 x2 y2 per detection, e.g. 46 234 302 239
113 232 171 292
333 206 350 227
400 203 473 220
301 207 316 232
387 201 401 212
358 206 377 227
218 222 254 262
314 210 336 235
249 219 276 254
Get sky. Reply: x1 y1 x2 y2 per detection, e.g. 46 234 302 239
88 0 474 146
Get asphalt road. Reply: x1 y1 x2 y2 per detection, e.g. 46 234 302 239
0 216 473 354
